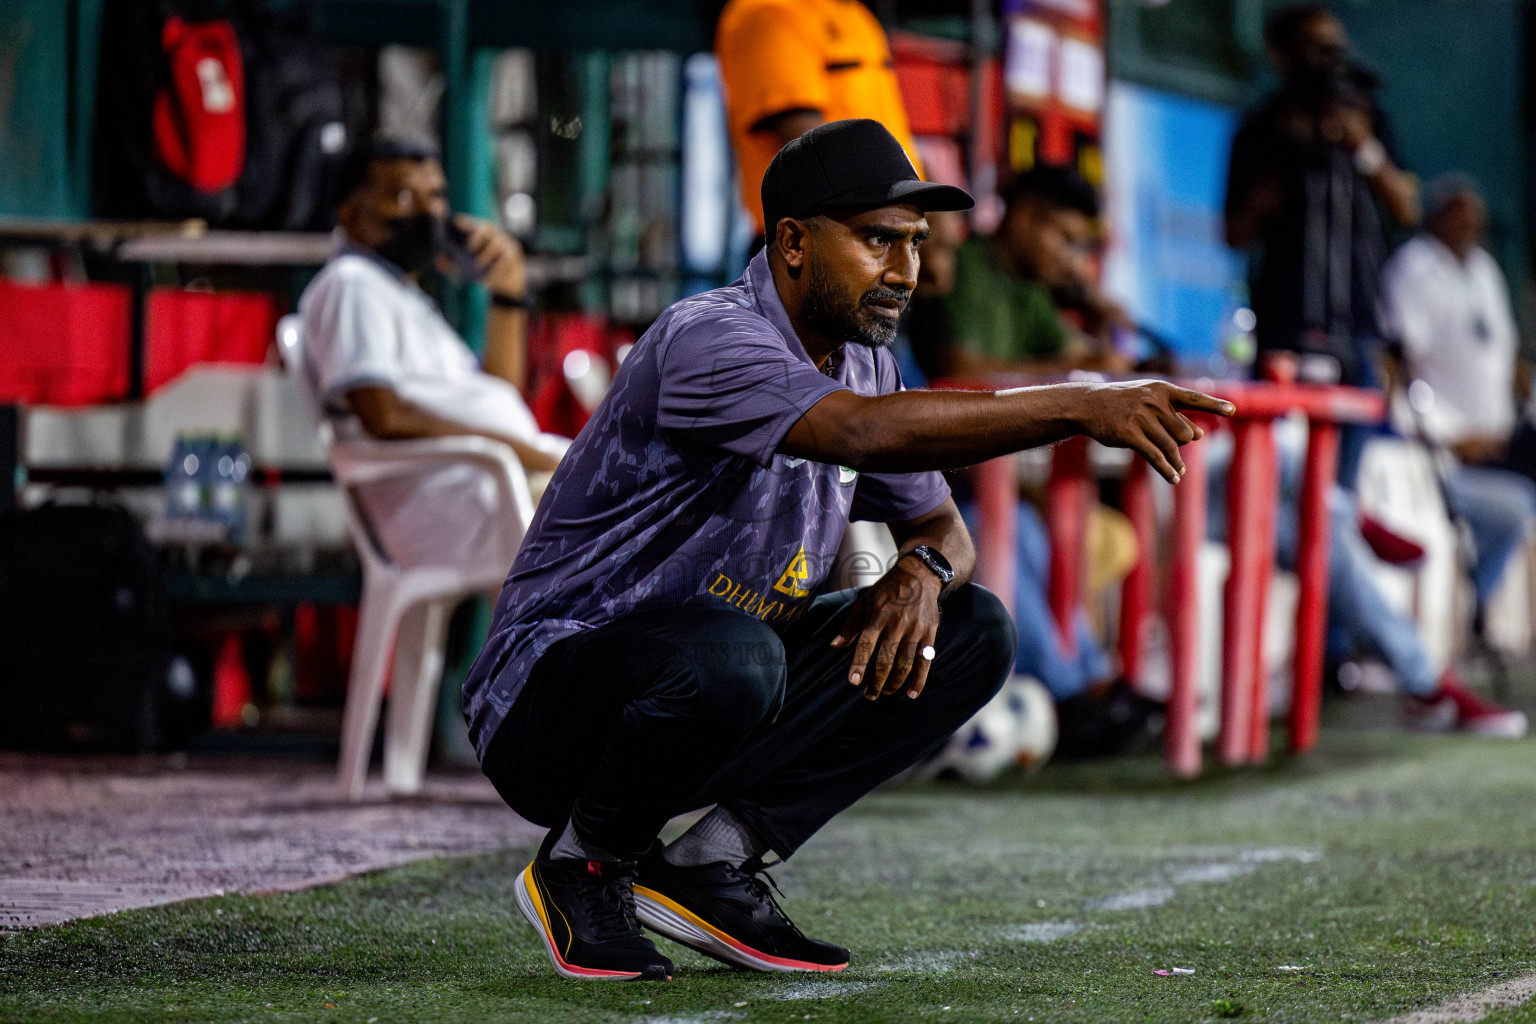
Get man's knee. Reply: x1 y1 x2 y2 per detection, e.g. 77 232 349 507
938 583 1016 688
668 613 786 729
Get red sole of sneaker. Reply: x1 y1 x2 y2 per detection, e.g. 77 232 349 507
633 886 848 974
515 866 670 981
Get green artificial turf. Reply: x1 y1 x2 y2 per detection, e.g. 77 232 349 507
4 697 1536 1023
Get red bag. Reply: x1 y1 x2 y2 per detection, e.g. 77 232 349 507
0 280 133 407
527 314 632 438
144 288 279 393
151 17 246 193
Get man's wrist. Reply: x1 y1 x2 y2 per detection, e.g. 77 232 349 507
895 555 945 602
1353 136 1387 177
901 545 954 596
490 291 530 310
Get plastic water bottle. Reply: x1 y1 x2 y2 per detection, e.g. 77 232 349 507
164 433 204 521
1219 296 1258 378
209 434 252 544
194 434 218 526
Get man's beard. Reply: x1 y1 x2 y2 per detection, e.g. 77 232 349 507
803 255 910 349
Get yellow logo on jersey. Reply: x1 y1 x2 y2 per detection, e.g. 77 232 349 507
772 545 813 598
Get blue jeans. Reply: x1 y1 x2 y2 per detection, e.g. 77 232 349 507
1207 431 1438 696
1443 465 1536 605
960 501 1114 701
1313 488 1439 696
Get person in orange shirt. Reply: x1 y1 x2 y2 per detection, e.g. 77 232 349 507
716 0 924 235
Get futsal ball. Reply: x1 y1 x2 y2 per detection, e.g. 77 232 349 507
934 675 1058 783
1007 675 1059 771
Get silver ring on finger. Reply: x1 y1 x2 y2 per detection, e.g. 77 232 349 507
921 645 936 662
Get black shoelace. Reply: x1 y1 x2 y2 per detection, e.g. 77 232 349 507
727 859 807 938
581 868 641 940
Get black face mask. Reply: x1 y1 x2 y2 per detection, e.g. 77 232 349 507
374 212 445 274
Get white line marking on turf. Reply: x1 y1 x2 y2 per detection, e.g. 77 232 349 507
1381 972 1536 1024
1002 921 1088 943
1079 848 1322 916
1240 847 1322 864
1089 886 1176 911
1173 862 1256 884
874 949 974 973
773 980 875 1000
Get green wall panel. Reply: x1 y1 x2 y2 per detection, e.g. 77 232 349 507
1338 0 1527 291
0 0 74 217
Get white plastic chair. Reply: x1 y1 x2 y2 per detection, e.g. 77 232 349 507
276 314 536 798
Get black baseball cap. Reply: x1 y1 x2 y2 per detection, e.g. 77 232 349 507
760 119 974 235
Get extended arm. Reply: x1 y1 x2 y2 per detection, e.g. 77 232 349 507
347 386 561 473
782 379 1234 485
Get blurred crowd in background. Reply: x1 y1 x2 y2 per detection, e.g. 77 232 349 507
2 0 1535 773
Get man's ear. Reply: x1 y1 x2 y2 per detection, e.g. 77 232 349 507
775 217 811 276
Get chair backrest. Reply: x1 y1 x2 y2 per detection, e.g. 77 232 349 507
276 313 304 373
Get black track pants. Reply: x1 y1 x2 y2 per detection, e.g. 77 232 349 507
480 583 1015 859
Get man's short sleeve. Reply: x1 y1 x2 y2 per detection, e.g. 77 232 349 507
716 0 830 134
1224 110 1274 222
849 350 951 523
300 259 402 407
656 310 846 468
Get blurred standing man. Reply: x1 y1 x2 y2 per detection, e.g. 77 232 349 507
716 0 923 237
1225 3 1419 480
1380 174 1536 608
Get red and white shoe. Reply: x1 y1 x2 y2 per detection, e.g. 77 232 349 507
1405 673 1528 739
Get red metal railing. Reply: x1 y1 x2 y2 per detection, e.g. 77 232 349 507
938 377 1384 777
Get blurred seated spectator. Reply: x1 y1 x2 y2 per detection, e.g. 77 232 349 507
909 163 1131 381
299 137 568 569
1207 423 1527 738
912 164 1157 758
1380 174 1536 609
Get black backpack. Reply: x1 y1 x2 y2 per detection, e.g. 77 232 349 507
233 5 371 230
92 0 372 229
0 502 207 751
93 0 244 222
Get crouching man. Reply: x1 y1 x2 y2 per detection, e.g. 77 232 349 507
462 120 1233 980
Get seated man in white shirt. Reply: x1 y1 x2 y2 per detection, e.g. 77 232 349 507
1381 174 1536 609
300 137 568 569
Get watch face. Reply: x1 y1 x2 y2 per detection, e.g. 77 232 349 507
914 546 954 584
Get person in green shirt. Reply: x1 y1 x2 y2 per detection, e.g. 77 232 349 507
911 163 1131 380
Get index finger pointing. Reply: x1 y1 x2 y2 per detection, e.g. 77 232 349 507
1172 388 1236 418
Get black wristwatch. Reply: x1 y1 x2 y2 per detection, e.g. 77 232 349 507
902 545 954 595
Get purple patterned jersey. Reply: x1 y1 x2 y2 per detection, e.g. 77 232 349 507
461 252 950 756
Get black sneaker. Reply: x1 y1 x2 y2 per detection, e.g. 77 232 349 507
633 850 850 973
1054 677 1165 760
515 830 675 981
